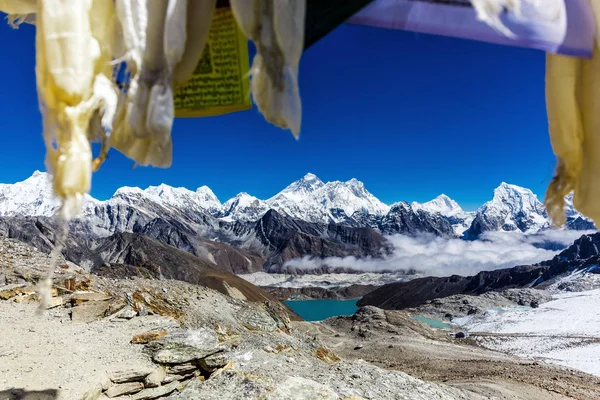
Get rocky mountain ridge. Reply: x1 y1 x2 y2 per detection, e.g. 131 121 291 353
2 171 593 239
0 172 595 276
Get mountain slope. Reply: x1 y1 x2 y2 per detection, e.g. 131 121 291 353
89 232 274 302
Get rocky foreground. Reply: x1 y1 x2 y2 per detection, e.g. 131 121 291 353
1 240 600 400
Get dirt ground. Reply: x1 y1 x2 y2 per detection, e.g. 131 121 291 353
0 301 179 400
297 307 600 400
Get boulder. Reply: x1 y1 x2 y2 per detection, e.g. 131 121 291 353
146 329 224 365
198 352 229 372
71 301 110 323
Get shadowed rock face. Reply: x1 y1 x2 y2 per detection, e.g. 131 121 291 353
359 233 600 310
255 210 393 272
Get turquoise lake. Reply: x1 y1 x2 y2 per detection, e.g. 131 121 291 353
410 315 452 329
285 299 359 321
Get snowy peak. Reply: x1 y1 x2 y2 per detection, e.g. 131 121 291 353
221 192 269 221
412 194 463 217
465 182 549 238
279 173 325 194
268 175 389 223
0 171 58 217
486 182 547 217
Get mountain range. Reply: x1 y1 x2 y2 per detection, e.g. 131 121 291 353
0 171 595 275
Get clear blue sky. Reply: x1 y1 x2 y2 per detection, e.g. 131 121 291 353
0 18 555 211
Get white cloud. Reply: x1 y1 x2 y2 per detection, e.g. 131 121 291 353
282 230 595 278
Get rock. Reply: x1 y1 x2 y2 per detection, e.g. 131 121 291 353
14 293 37 303
454 332 468 339
146 329 224 365
167 363 198 375
70 291 112 306
0 283 27 300
236 307 279 332
71 301 110 323
132 330 168 344
105 382 144 398
100 373 112 391
530 300 540 308
45 296 63 309
199 352 229 372
129 380 181 400
265 376 338 400
314 347 340 365
114 305 138 319
353 344 363 350
109 367 154 383
163 374 186 384
81 383 103 400
144 367 166 388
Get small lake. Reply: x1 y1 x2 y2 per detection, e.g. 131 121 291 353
285 299 359 321
411 315 452 329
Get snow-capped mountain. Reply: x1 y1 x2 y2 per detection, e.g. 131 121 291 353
564 193 596 231
465 182 561 239
144 183 222 216
221 192 269 222
412 194 475 235
412 194 461 216
0 172 594 241
0 171 58 216
266 173 390 224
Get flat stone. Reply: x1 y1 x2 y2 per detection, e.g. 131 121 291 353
162 374 186 384
70 291 112 306
146 329 224 365
0 284 27 300
129 380 181 400
71 301 110 323
131 330 167 344
81 383 102 400
45 296 63 309
166 363 197 375
105 382 144 398
198 352 229 372
109 367 154 383
144 367 166 388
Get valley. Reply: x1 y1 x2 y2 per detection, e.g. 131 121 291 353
3 172 600 399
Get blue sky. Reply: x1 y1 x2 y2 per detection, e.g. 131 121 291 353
0 18 554 211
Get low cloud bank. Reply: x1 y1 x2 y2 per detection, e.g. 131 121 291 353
283 230 596 277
